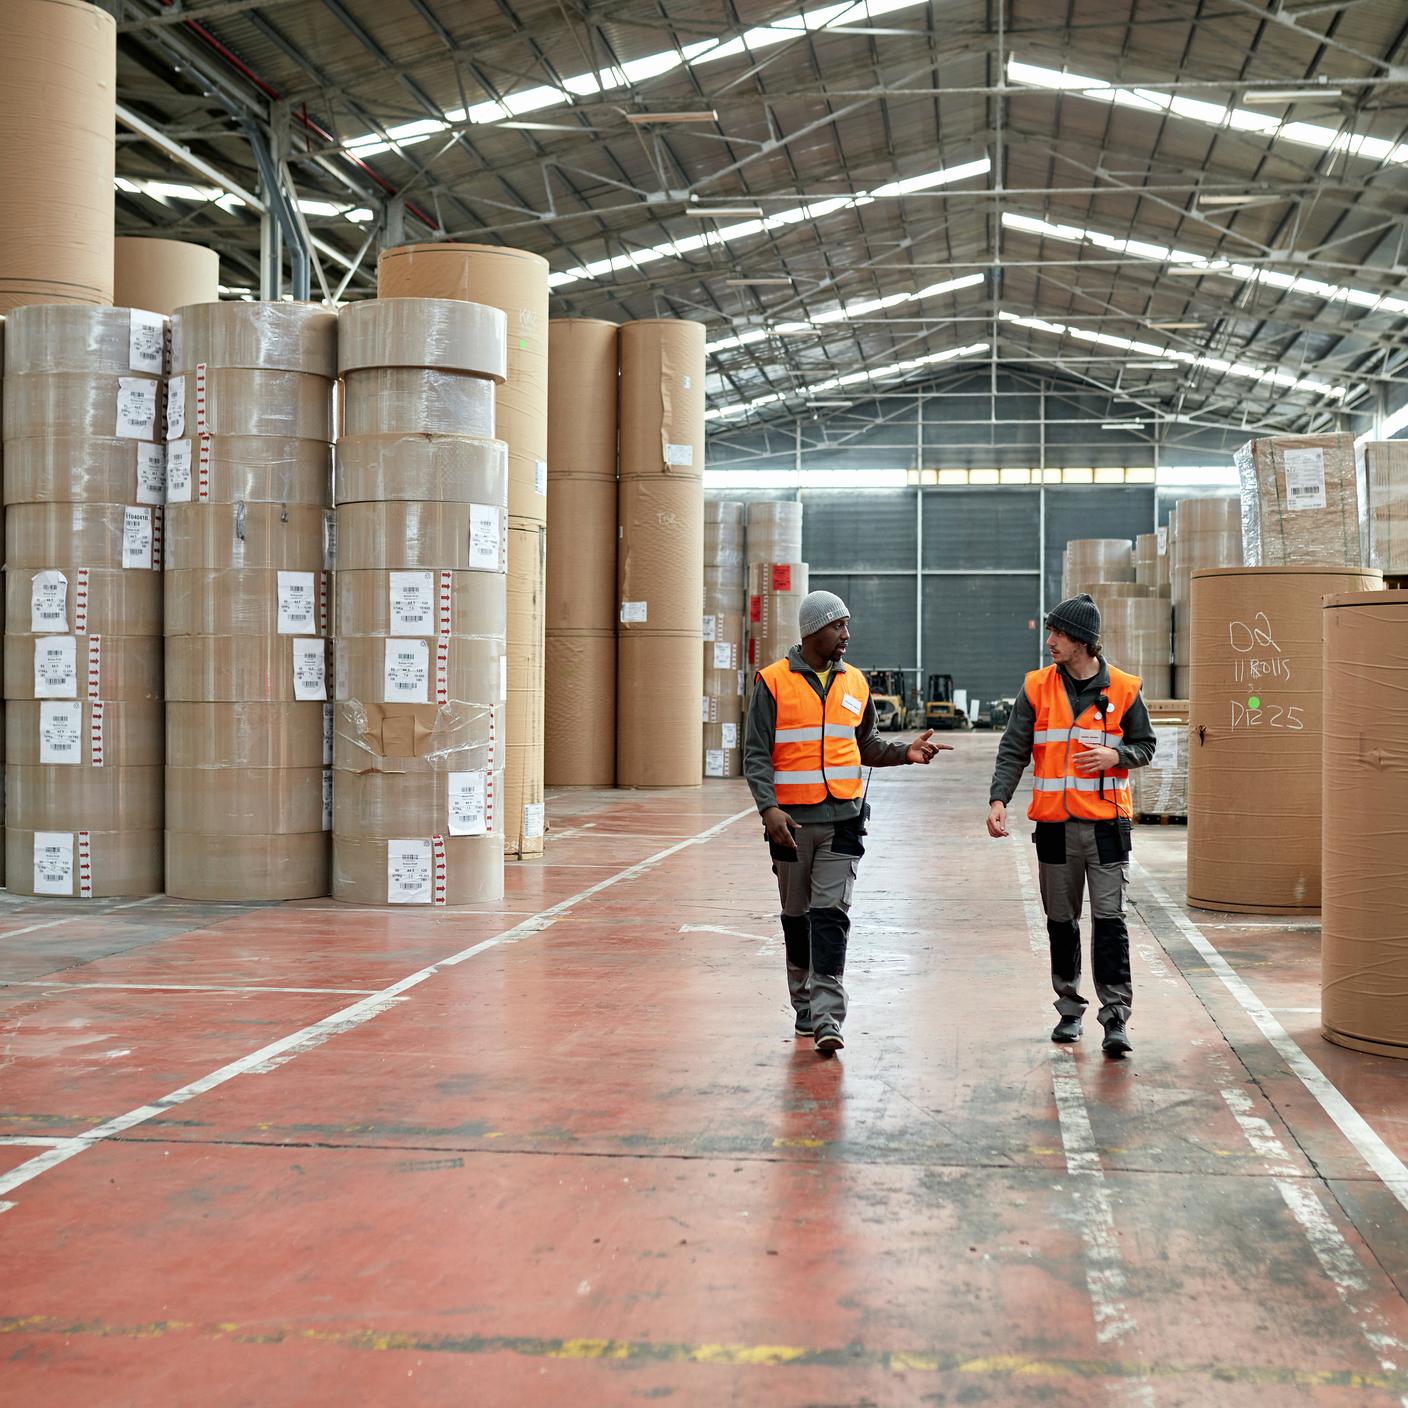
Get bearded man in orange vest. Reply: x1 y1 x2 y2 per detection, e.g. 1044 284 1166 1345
986 593 1157 1056
744 590 947 1055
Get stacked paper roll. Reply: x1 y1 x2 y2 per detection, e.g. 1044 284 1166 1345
1170 497 1241 697
3 305 167 895
333 297 509 906
1132 703 1189 822
114 238 219 317
378 243 548 856
703 501 746 778
1356 442 1408 573
1062 538 1133 598
748 561 810 674
1098 595 1172 698
616 320 706 788
164 301 336 900
746 501 802 565
1135 532 1170 595
545 319 617 786
1236 433 1362 567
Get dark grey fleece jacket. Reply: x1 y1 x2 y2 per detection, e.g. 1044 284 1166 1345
988 657 1157 805
744 646 912 823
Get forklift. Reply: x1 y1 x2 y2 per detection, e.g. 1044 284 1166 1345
924 674 970 731
865 668 909 731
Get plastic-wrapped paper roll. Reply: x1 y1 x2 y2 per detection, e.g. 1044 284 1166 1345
334 769 505 833
163 436 330 507
618 320 706 479
335 569 507 640
165 367 332 442
335 635 501 707
165 636 328 704
339 297 506 379
171 300 338 377
1236 433 1361 567
703 721 743 779
548 319 618 479
1356 442 1408 573
9 828 162 899
341 368 495 440
6 502 165 571
6 764 162 829
1089 581 1153 600
164 569 330 636
4 304 167 375
5 371 162 441
544 633 615 786
1321 591 1408 1057
5 568 162 637
746 500 802 565
1135 532 1170 595
336 433 507 506
5 634 163 702
1132 710 1189 821
1171 496 1242 696
707 501 746 568
166 703 327 767
1186 565 1382 913
3 437 168 507
6 700 164 765
336 502 508 574
704 614 745 709
334 834 504 906
617 632 703 788
1062 538 1133 596
332 700 498 776
114 238 219 317
747 561 810 669
166 832 328 902
166 766 326 833
1098 596 1171 698
617 476 705 636
163 504 327 572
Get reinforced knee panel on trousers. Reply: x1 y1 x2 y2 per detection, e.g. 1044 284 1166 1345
809 907 850 977
1047 918 1081 983
781 912 812 970
1091 916 1131 988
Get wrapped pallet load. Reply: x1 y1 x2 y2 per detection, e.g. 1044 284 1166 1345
1236 433 1362 567
1354 441 1408 575
3 304 167 895
333 297 509 906
703 500 746 778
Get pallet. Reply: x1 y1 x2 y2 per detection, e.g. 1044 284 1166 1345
1387 574 1407 591
1136 813 1187 826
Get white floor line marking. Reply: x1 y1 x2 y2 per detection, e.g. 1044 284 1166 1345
0 1136 80 1149
1219 1085 1408 1404
1013 847 1154 1405
0 807 757 1209
1271 1007 1322 1016
0 896 162 944
0 982 386 996
1131 858 1408 1217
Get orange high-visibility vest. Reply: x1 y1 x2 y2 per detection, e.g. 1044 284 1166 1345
1025 663 1141 822
757 658 868 805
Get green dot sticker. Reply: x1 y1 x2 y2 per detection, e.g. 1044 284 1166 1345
518 337 527 349
1248 695 1262 710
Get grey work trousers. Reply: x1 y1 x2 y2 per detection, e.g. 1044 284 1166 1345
773 821 859 1033
1036 820 1133 1026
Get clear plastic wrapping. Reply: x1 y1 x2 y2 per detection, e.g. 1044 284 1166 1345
746 500 803 565
164 636 328 704
335 569 507 640
163 504 329 572
164 569 330 637
4 633 164 702
1236 433 1362 566
332 833 503 906
1355 441 1408 573
703 721 743 779
171 300 337 377
6 828 163 900
1098 596 1171 698
338 297 506 380
6 763 163 829
166 766 327 834
164 435 331 507
334 635 503 709
335 432 507 507
335 501 507 573
4 304 168 375
1133 719 1188 820
706 500 747 567
3 437 168 508
6 699 164 766
1134 531 1170 595
166 702 328 768
341 367 496 439
1062 538 1133 597
332 769 504 834
165 366 332 442
5 371 163 441
5 502 162 572
333 699 498 775
746 561 810 669
165 831 329 902
5 568 163 636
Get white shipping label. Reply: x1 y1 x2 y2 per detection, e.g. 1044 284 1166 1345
1077 728 1105 747
33 832 74 896
322 701 334 765
129 309 166 374
448 771 487 836
1284 446 1327 510
136 443 166 504
277 571 317 634
682 374 693 391
322 770 333 831
841 692 863 717
30 570 68 633
702 615 717 642
523 802 546 839
468 504 503 571
535 460 548 496
122 506 153 570
388 573 435 634
292 638 327 701
40 701 84 765
721 722 738 749
384 639 429 702
116 377 159 440
705 749 725 778
713 642 734 670
166 439 193 502
34 636 77 698
387 839 433 905
165 376 186 439
620 600 647 624
1156 525 1168 554
737 670 746 697
664 442 695 468
701 695 711 723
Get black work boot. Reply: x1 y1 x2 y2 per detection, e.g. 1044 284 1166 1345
1102 1021 1133 1056
1051 1015 1082 1043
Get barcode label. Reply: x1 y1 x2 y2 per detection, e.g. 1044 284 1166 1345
166 439 193 502
389 572 435 636
136 443 166 504
129 309 166 374
292 638 327 700
387 839 432 905
33 832 74 896
34 636 77 698
468 504 503 572
30 570 68 632
277 571 317 634
122 506 153 570
40 701 84 764
448 771 487 836
384 638 429 702
1283 446 1327 510
165 375 186 439
116 377 159 440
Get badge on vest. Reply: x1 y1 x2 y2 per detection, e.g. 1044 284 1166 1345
841 692 863 716
1076 728 1104 746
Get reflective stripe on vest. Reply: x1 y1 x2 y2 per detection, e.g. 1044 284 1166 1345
1024 663 1141 823
758 659 868 805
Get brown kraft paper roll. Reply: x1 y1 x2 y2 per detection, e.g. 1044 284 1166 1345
335 433 507 507
544 632 615 787
8 828 162 899
166 831 329 902
618 320 705 478
617 632 703 788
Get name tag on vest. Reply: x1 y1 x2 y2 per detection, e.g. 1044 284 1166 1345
1076 728 1104 746
841 692 863 716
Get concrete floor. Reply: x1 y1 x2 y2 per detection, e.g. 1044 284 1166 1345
3 733 1408 1405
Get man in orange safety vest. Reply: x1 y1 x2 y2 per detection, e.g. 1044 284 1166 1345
985 593 1157 1056
744 589 947 1055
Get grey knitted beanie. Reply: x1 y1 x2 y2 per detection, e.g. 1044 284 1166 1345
1045 593 1102 647
798 589 850 638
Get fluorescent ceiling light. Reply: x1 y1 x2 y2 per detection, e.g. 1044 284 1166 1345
1197 194 1274 206
769 325 822 335
806 399 852 405
114 175 374 225
1001 211 1408 320
625 110 718 123
552 156 990 290
1008 58 1407 166
1149 321 1206 330
1101 421 1145 430
726 277 794 286
1243 89 1343 104
1128 360 1177 368
687 206 766 218
997 309 1345 399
